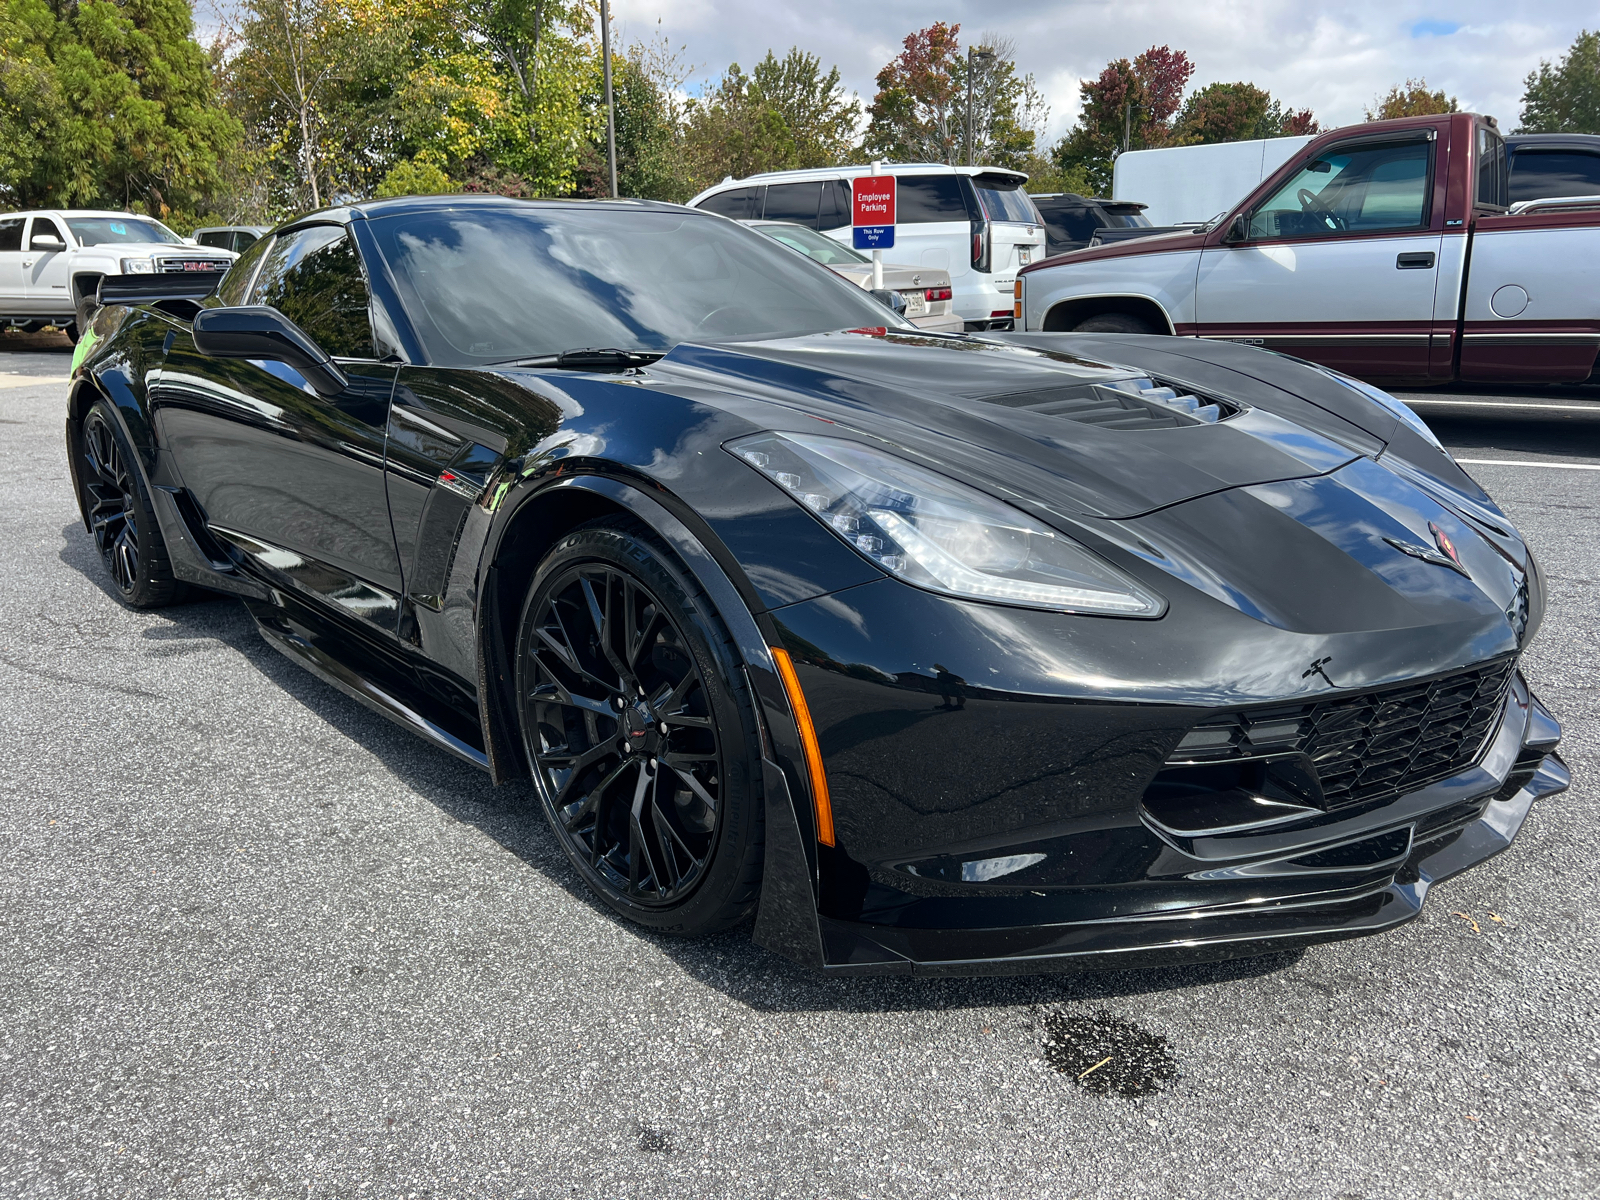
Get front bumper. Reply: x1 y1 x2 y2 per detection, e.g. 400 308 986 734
758 670 1566 977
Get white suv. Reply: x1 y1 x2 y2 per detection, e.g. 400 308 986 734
0 209 234 339
688 165 1045 331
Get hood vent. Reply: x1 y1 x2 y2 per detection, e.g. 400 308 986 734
973 376 1228 430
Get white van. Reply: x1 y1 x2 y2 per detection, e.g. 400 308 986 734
688 165 1045 331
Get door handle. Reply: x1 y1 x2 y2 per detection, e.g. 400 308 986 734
1396 252 1435 269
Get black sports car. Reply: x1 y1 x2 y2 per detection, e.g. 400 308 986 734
66 195 1567 976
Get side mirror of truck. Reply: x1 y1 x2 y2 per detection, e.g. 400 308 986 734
1223 215 1250 244
192 305 349 398
30 234 66 252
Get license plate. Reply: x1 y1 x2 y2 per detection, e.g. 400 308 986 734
1018 247 1032 265
903 291 927 316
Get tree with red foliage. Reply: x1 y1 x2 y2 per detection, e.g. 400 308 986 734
865 22 965 162
1053 45 1193 193
1171 82 1321 145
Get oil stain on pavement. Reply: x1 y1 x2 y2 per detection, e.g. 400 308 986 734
1041 1009 1180 1097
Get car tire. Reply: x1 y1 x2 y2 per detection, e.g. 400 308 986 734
73 399 185 607
514 518 765 936
1073 312 1154 334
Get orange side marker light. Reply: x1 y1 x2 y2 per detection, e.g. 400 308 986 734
771 647 835 846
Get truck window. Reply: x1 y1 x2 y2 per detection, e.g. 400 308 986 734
698 187 762 220
0 217 23 252
197 231 232 249
1476 128 1508 209
763 182 822 227
1509 150 1600 202
1248 139 1432 239
896 176 970 223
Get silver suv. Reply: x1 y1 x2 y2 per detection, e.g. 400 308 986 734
688 165 1045 331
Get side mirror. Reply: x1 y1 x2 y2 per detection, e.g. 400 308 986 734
30 234 66 252
869 287 908 315
192 305 349 398
1223 214 1250 244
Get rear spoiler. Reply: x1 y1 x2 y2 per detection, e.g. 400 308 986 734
96 273 223 307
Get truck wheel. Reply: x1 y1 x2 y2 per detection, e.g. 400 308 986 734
1073 312 1154 334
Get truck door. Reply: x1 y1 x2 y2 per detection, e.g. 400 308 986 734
23 216 73 318
1195 130 1444 381
0 217 24 309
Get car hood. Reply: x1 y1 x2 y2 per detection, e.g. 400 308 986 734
87 243 232 257
655 330 1362 521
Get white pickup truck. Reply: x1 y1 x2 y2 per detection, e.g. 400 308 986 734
0 209 233 341
1017 113 1600 386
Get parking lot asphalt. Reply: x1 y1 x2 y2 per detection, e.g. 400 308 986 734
3 333 1597 1199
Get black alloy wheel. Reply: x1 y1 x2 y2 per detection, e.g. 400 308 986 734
515 520 764 934
75 400 182 607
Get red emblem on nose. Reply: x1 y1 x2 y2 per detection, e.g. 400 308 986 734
1429 521 1463 570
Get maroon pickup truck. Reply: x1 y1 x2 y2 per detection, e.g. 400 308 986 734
1016 113 1600 386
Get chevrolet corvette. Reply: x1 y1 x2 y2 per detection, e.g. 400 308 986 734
65 195 1567 975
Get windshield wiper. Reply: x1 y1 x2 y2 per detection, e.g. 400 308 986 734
495 347 664 371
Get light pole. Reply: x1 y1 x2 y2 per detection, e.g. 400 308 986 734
601 1 617 197
965 47 994 167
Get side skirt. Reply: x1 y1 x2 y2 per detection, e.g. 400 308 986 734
246 594 490 773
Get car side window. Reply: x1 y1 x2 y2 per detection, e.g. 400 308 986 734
0 217 22 252
250 225 376 359
817 179 852 230
896 176 970 223
699 187 761 220
1248 139 1432 239
763 182 822 227
1509 150 1600 202
216 234 274 306
197 231 230 249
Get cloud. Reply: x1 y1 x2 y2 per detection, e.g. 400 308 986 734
611 0 1589 138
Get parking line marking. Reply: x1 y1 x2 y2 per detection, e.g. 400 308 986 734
1455 458 1600 470
0 374 70 389
1402 399 1600 412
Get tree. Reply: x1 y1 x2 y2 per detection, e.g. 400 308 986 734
864 21 963 163
575 34 693 201
1367 78 1457 121
1171 82 1319 144
864 24 1048 170
0 0 240 214
683 46 859 189
1052 45 1193 195
1518 30 1600 133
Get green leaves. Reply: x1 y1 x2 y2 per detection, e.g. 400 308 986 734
1518 30 1600 134
0 0 239 212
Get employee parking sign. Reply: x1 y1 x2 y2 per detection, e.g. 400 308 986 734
852 176 896 250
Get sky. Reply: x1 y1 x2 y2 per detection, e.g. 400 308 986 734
609 0 1593 141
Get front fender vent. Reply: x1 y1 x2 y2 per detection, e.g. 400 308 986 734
973 376 1232 429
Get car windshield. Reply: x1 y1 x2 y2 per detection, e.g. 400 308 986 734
369 204 908 364
65 217 183 246
753 223 869 266
974 178 1039 224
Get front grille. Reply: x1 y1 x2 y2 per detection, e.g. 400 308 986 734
156 256 230 273
1169 657 1516 811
